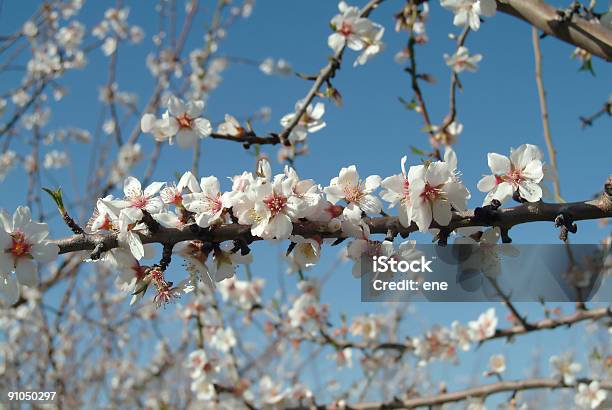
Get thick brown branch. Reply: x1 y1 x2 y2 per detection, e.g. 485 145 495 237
291 377 612 410
52 195 612 255
497 0 612 61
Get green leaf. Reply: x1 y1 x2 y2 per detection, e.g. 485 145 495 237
579 60 595 76
42 187 65 212
398 96 417 111
410 145 426 156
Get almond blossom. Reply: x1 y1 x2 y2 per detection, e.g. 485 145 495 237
141 95 212 148
287 280 328 333
441 0 496 31
324 165 382 221
111 176 165 223
444 46 482 73
233 173 305 240
354 24 385 66
0 207 59 305
486 354 506 375
346 239 394 277
575 381 607 409
207 242 252 282
217 114 245 137
328 2 374 54
287 235 321 272
182 176 227 228
550 353 582 385
210 327 237 352
468 308 497 340
408 160 470 232
380 156 412 228
280 100 326 144
160 171 200 206
477 144 544 205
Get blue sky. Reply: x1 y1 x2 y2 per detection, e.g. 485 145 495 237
0 0 610 406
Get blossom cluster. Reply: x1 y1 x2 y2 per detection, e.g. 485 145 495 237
72 144 547 306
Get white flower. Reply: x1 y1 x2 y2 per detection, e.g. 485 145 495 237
259 57 292 76
350 315 383 341
221 171 256 209
287 235 321 272
466 398 486 410
191 376 216 401
324 165 382 222
142 95 212 148
217 114 244 137
468 308 497 341
88 196 121 232
160 171 200 206
280 100 326 144
102 37 117 56
210 327 236 352
288 281 327 331
43 150 70 169
234 174 304 240
346 239 394 277
186 349 218 380
208 242 252 282
140 112 176 142
487 354 506 374
550 353 582 385
380 156 412 228
441 0 496 31
166 95 212 147
354 24 385 66
182 176 226 228
454 227 519 278
0 151 17 182
408 161 470 232
450 320 472 351
477 144 544 205
22 21 38 37
284 166 323 218
112 176 165 221
444 46 482 72
575 381 607 409
0 207 59 305
328 1 375 53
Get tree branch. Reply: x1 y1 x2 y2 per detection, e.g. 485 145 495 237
497 0 612 61
51 193 612 256
290 377 612 410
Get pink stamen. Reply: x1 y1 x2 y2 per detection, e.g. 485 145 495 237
264 194 287 216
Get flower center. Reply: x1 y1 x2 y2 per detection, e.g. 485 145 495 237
131 195 149 209
421 183 442 202
339 21 353 37
299 112 313 125
506 168 523 184
264 194 287 216
344 185 363 203
177 113 193 129
9 231 32 258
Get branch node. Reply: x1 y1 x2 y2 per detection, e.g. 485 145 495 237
554 212 577 242
141 210 160 233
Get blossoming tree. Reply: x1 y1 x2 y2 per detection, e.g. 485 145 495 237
0 0 611 409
